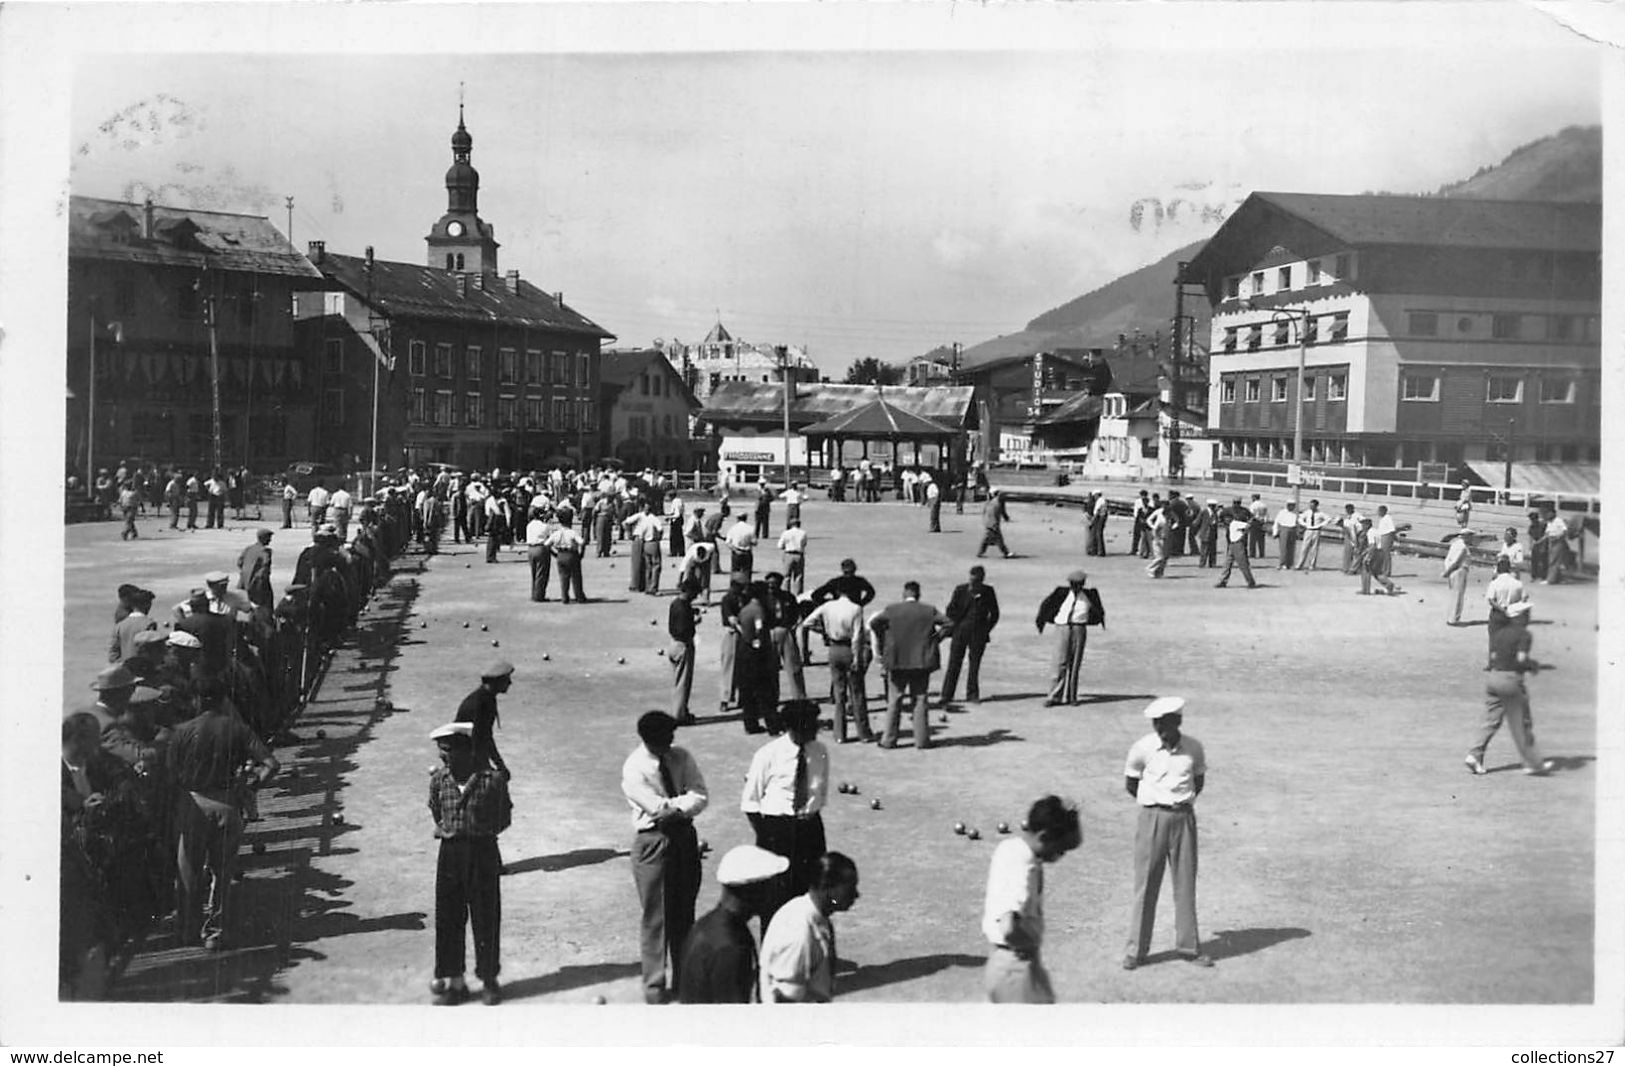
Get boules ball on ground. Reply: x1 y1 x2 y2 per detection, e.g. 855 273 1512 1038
953 822 966 835
967 828 981 840
870 799 882 810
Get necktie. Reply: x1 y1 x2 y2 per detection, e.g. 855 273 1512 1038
658 752 679 800
793 745 810 815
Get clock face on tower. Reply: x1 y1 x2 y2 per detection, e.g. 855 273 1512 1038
446 220 465 237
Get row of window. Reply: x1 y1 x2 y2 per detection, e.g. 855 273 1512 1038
401 340 591 386
1406 311 1598 342
1400 373 1580 405
1225 254 1355 300
407 388 596 431
1222 313 1349 353
1220 373 1347 405
626 414 686 440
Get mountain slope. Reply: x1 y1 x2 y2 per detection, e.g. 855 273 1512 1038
1437 125 1601 202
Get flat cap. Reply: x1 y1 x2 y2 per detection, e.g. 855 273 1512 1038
1143 695 1187 720
257 528 274 539
480 660 515 680
167 630 202 649
132 630 168 649
1067 570 1087 585
429 722 474 742
716 845 790 887
318 523 339 537
90 663 139 691
204 570 231 584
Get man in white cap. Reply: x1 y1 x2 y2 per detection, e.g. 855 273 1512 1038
1441 528 1479 626
427 721 511 1005
1035 571 1104 707
676 845 789 1003
1123 696 1212 970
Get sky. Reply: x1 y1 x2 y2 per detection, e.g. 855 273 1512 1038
56 4 1604 376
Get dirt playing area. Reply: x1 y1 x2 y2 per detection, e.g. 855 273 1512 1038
54 493 1603 1018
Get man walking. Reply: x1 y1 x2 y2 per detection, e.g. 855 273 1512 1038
1355 517 1401 596
759 853 861 1004
983 795 1083 1003
1215 501 1258 589
941 565 1000 707
977 489 1013 559
1036 570 1104 706
741 699 830 917
867 581 951 750
1123 696 1212 970
622 711 709 1004
676 846 788 1003
1465 610 1555 777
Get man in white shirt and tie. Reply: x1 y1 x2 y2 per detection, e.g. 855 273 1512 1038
622 711 709 1004
741 699 830 918
1296 499 1331 570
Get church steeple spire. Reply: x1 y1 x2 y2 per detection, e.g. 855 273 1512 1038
427 93 500 273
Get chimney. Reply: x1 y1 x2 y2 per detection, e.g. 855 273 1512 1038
471 272 485 292
554 291 564 308
506 269 520 294
308 240 326 264
457 273 469 297
142 197 155 240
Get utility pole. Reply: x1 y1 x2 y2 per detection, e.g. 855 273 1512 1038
366 246 381 498
777 345 792 488
285 196 294 245
1170 263 1185 479
1504 417 1515 491
205 276 223 475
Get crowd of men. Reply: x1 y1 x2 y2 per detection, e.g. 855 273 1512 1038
60 489 418 999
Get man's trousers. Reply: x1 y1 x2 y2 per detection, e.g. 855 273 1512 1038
670 639 695 720
826 643 871 741
435 836 502 982
1472 672 1546 771
985 946 1054 1004
1125 805 1200 961
940 635 986 704
528 544 553 601
632 820 700 1001
642 540 663 594
881 668 931 749
1047 624 1087 704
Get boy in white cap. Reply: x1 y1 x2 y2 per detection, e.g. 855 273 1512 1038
428 721 512 1005
1123 696 1212 970
676 845 789 1003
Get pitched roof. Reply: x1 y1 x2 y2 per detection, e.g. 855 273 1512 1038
1253 192 1600 252
801 397 955 439
68 195 323 279
1032 392 1105 426
317 252 614 339
703 321 734 344
701 382 974 430
599 349 700 408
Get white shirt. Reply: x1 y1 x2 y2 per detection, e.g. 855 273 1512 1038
1545 516 1568 541
1498 541 1525 569
1373 513 1398 539
484 495 505 518
740 735 829 817
1273 508 1298 532
724 522 758 552
778 527 808 554
1050 590 1091 627
1302 508 1330 532
1227 517 1249 544
282 484 296 501
632 512 664 542
525 518 553 546
801 597 865 645
1485 572 1528 613
760 894 834 1003
926 481 940 502
1442 537 1471 575
544 526 584 553
1125 732 1206 807
329 488 352 511
781 488 805 507
620 743 708 833
307 486 330 508
982 837 1044 948
681 542 713 570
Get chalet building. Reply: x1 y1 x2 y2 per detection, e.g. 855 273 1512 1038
667 322 819 404
293 107 614 472
952 349 1112 464
66 195 325 478
1183 192 1601 485
599 349 705 470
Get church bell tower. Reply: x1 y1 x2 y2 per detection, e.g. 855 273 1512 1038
426 103 500 274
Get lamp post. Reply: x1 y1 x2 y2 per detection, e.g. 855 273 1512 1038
776 344 792 488
1245 300 1312 509
86 311 123 498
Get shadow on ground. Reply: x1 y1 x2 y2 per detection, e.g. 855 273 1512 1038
838 952 985 994
501 962 642 1001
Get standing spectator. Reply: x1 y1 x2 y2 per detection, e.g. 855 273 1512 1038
1144 499 1171 579
427 722 511 1006
167 678 279 949
867 581 951 750
753 479 775 539
1196 499 1222 568
1131 489 1151 557
1465 610 1555 777
668 581 701 724
622 711 708 1004
525 507 554 602
925 476 942 533
545 519 587 604
1036 570 1104 706
679 539 715 606
483 490 507 564
1496 527 1525 576
108 589 157 664
1165 491 1188 557
203 470 227 529
735 582 781 735
117 481 141 540
184 471 201 531
940 565 1000 708
1442 529 1478 626
717 579 748 717
665 490 687 558
798 589 872 744
1526 510 1549 582
1372 504 1409 578
454 661 515 779
701 505 728 574
280 480 296 529
1297 499 1330 570
165 471 185 530
1246 494 1269 559
1338 503 1363 575
977 489 1013 559
777 519 808 596
1454 480 1475 527
306 480 330 531
982 796 1083 1003
827 464 845 503
764 571 808 702
725 513 759 586
593 490 615 557
759 852 861 1003
741 699 830 917
1122 696 1212 970
1088 491 1109 556
1272 500 1299 570
781 481 805 528
676 846 788 1004
236 529 275 609
1541 505 1571 585
1215 501 1257 589
633 501 665 595
1187 499 1212 567
329 481 353 541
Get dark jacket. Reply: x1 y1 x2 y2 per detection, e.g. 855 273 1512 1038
945 582 1001 644
869 599 950 673
1035 586 1105 632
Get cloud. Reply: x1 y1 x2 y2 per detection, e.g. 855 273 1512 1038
643 295 681 318
931 229 981 268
